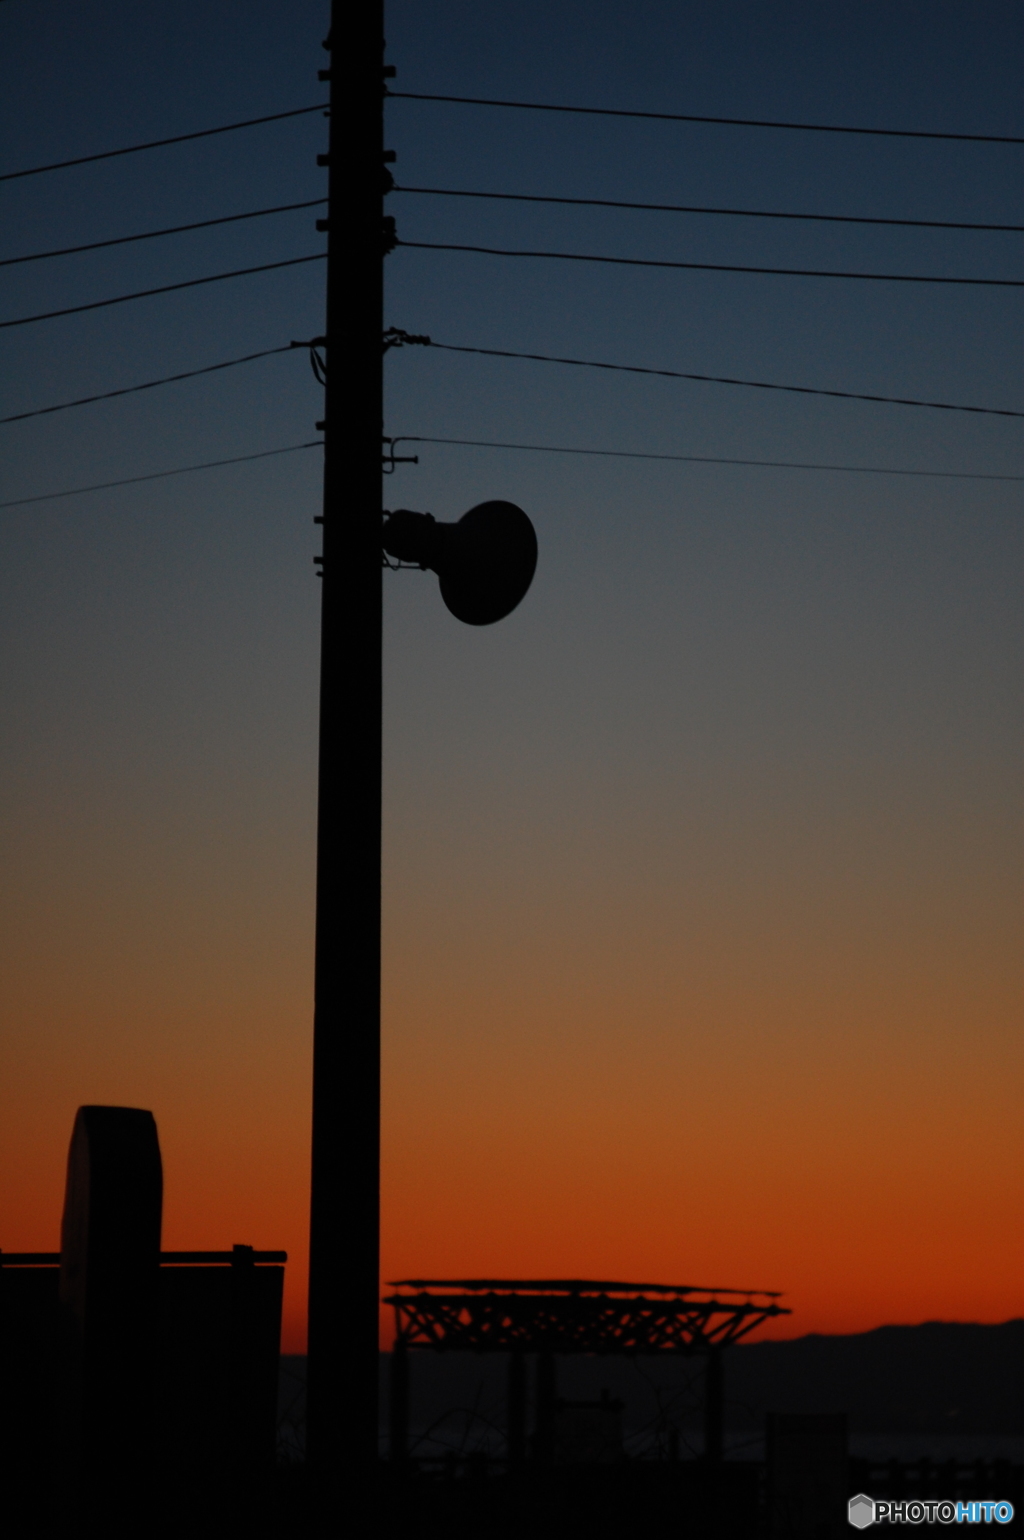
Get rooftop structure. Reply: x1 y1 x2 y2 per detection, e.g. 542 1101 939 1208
384 1277 789 1356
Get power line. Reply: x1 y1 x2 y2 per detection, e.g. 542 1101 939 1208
399 239 1024 288
0 441 323 510
0 104 328 184
0 199 328 268
0 252 326 331
21 186 1013 277
0 345 298 426
9 189 1012 283
5 327 1018 430
387 91 1024 146
1 91 1016 192
394 185 1024 235
392 433 1024 482
417 338 1024 419
5 430 1013 514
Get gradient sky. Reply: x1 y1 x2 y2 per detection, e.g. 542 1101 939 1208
1 2 1021 1353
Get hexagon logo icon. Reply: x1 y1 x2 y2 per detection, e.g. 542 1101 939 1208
848 1494 875 1529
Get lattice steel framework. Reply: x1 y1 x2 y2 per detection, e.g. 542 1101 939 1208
384 1278 789 1355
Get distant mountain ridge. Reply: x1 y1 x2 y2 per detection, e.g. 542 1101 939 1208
281 1321 1023 1441
721 1321 1023 1433
313 1320 1024 1437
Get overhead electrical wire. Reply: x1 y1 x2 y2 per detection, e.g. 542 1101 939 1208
0 104 328 184
398 239 1024 288
1 88 1014 191
3 334 1019 427
416 338 1024 419
0 92 1013 512
0 252 326 331
387 90 1024 146
0 344 297 426
2 185 1014 276
5 186 1013 276
393 185 1024 235
0 199 328 268
0 441 323 510
391 433 1024 482
4 433 1015 514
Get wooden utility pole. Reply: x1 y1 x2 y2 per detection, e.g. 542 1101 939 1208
306 0 387 1515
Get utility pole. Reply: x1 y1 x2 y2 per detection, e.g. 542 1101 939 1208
303 11 534 1519
306 0 388 1516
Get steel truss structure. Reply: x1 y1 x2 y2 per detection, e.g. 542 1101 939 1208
384 1278 789 1355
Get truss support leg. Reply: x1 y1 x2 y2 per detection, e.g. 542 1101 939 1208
389 1337 409 1463
507 1350 526 1470
533 1350 557 1464
704 1346 724 1465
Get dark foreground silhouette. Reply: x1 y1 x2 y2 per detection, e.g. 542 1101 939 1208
2 1107 1020 1536
1 1105 284 1537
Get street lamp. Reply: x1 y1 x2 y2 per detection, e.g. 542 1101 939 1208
383 502 538 625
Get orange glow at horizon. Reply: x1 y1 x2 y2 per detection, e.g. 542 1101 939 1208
3 770 1022 1356
3 746 1022 1357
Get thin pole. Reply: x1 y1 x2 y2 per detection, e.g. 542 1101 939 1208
534 1351 557 1464
306 0 385 1516
704 1346 724 1465
389 1337 410 1463
506 1350 526 1470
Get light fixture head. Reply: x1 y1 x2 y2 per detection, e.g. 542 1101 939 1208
383 501 537 625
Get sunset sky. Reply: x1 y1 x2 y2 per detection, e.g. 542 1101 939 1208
1 2 1021 1353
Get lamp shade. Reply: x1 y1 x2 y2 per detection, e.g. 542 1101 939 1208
382 501 537 626
436 501 537 625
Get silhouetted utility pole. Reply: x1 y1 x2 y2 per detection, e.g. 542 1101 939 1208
306 0 388 1514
